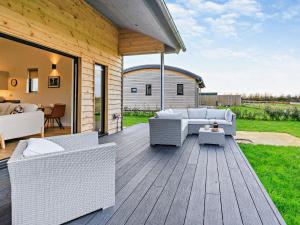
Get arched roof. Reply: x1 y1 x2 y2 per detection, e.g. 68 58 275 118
124 64 205 88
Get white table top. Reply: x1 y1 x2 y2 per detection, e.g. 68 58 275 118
199 127 225 134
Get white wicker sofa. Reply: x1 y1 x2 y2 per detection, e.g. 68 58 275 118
8 132 116 225
149 108 236 146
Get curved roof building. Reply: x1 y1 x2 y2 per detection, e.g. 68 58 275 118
123 64 205 110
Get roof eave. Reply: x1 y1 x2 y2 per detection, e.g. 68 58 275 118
144 0 186 53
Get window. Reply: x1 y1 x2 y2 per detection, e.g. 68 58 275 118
177 84 184 95
131 88 137 93
27 68 39 93
94 64 105 134
145 84 152 96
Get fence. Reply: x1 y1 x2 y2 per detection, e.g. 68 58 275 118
199 94 241 106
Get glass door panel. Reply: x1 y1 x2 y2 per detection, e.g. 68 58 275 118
94 64 105 134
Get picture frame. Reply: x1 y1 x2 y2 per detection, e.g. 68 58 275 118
48 76 60 88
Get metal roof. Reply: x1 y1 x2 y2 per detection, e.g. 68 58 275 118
85 0 185 53
124 64 205 88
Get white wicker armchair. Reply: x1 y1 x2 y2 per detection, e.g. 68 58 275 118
8 132 116 225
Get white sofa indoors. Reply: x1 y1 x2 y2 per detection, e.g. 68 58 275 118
0 103 44 149
149 108 236 146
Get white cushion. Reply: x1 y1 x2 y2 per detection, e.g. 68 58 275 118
0 103 11 115
165 109 173 113
209 119 232 125
23 138 65 157
188 108 207 119
20 103 38 112
225 109 233 122
172 109 189 119
188 119 209 125
156 111 182 119
206 109 226 119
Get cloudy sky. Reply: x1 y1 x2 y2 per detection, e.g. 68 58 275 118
124 0 300 95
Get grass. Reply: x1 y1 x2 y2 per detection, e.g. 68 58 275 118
123 115 149 127
123 115 300 138
237 120 300 138
240 144 300 225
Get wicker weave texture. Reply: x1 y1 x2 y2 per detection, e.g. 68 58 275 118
8 132 116 225
149 118 188 146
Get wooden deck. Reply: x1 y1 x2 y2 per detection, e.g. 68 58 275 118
0 124 286 225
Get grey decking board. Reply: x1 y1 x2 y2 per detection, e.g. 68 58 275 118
116 141 150 171
0 124 286 225
204 194 223 225
228 139 282 225
164 140 198 225
116 136 149 161
184 144 207 225
124 138 194 225
205 146 220 195
105 151 172 225
86 146 165 225
164 164 197 225
223 141 263 225
116 145 153 179
116 147 157 193
144 137 196 225
204 146 222 225
216 146 243 225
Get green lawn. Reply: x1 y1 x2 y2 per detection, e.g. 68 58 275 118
240 144 300 225
123 115 149 127
124 115 300 138
237 120 300 138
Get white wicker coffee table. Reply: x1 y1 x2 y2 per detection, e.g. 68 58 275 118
198 128 225 146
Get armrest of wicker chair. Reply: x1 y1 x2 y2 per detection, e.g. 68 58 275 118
148 117 186 146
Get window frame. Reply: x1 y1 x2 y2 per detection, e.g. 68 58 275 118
27 68 39 93
177 84 184 95
145 84 152 96
131 88 137 93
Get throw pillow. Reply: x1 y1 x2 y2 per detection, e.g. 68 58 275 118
206 109 226 119
188 108 207 119
23 138 65 157
225 109 233 122
156 111 183 119
10 105 24 114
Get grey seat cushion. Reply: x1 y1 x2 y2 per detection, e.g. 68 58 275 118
209 119 232 125
188 119 209 125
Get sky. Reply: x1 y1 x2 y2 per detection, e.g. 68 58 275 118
124 0 300 96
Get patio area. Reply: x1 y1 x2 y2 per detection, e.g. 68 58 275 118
0 123 286 225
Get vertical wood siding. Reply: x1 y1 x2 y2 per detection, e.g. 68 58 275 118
123 69 198 110
0 0 122 134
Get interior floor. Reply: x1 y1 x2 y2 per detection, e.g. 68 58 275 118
0 127 71 160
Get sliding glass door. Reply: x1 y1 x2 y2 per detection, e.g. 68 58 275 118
94 64 105 134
